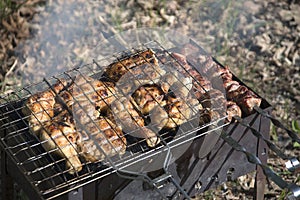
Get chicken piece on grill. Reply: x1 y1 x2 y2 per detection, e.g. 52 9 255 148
39 111 82 174
65 75 128 162
104 49 166 97
151 76 201 129
132 84 166 115
105 49 157 82
78 116 127 163
23 79 68 134
111 96 160 147
53 75 116 124
72 75 116 113
164 97 200 129
23 75 122 173
151 97 200 130
105 49 165 85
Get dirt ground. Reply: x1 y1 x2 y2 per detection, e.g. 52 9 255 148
0 0 299 199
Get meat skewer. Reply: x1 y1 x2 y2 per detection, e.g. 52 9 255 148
168 52 212 99
177 44 261 115
226 101 242 123
172 50 259 116
171 52 242 123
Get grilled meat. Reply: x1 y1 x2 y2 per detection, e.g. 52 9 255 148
171 52 212 99
151 76 200 130
180 44 261 115
78 116 126 163
39 111 82 174
23 79 67 134
226 101 242 122
105 49 166 94
105 49 159 82
72 75 116 113
111 95 160 147
132 84 166 115
22 46 262 174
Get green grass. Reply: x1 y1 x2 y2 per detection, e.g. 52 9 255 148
292 120 300 148
0 0 21 20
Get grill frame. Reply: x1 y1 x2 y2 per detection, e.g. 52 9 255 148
0 39 271 200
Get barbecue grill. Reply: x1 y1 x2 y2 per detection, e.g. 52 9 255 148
1 29 299 200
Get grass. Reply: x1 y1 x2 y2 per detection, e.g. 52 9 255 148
0 0 23 21
0 0 24 96
292 120 300 148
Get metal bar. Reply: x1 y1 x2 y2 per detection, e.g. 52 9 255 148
255 112 270 200
220 129 300 198
254 106 300 144
168 175 191 200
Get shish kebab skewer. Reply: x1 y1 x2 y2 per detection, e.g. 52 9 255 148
169 52 242 124
173 43 261 115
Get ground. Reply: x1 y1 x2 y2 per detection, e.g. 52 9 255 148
0 0 299 199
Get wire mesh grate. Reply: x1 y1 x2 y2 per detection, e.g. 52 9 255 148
0 40 270 199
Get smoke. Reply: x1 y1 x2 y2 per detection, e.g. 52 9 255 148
16 0 107 84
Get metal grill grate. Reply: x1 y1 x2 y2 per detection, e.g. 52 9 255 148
0 39 279 200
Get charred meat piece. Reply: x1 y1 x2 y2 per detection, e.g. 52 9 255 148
132 84 166 115
39 111 82 174
225 81 262 115
174 47 261 115
192 75 212 99
111 53 166 96
163 96 200 129
78 117 126 163
198 109 222 126
226 101 242 123
105 49 165 85
151 76 200 130
198 89 227 110
22 79 68 134
197 89 227 125
171 52 212 99
111 95 160 148
72 75 116 113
